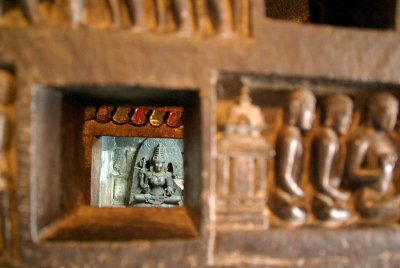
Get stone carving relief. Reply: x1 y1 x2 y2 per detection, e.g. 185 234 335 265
85 105 183 127
343 93 400 221
130 138 183 207
93 136 184 207
310 94 353 225
214 73 400 229
269 89 316 226
0 0 251 36
216 86 274 230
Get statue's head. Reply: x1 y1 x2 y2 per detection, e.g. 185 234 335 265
285 88 316 130
368 92 398 132
152 143 166 172
323 94 353 135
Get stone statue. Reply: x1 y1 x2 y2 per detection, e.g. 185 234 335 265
343 92 400 221
131 139 183 207
310 94 352 224
269 89 316 226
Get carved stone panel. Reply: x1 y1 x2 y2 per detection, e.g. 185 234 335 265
0 0 251 36
211 72 400 266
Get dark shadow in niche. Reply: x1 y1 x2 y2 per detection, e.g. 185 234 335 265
265 0 397 30
31 84 201 241
264 0 310 22
309 0 397 29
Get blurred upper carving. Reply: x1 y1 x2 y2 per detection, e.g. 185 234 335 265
0 0 251 37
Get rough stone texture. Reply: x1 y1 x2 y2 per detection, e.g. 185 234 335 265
2 0 400 266
265 0 310 22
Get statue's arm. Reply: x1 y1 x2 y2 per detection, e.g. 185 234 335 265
166 173 174 187
317 137 349 200
166 173 174 195
277 137 305 198
139 170 150 192
347 138 383 184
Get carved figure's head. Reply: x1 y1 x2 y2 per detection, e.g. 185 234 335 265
368 92 398 132
152 144 166 172
286 88 316 130
324 94 353 135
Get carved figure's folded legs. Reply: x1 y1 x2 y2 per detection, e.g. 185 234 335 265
355 188 400 221
312 194 351 223
269 189 306 226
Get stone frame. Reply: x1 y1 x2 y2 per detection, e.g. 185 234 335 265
31 85 201 241
4 0 400 264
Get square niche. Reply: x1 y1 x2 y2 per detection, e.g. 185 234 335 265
31 85 201 241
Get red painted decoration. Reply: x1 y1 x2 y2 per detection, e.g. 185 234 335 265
96 105 113 122
167 111 182 127
131 107 147 125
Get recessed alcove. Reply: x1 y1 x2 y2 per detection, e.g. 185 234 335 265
215 71 400 229
31 85 201 241
309 0 397 29
211 71 400 265
265 0 397 30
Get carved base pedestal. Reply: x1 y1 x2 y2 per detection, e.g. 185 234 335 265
216 197 268 231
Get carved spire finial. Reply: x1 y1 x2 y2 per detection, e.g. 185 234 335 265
239 85 251 104
153 143 166 163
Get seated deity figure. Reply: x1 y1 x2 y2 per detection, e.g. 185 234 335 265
269 89 316 226
310 94 353 224
133 143 182 206
343 92 400 221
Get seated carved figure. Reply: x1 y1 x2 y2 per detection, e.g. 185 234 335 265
310 94 352 224
269 89 316 226
343 92 400 221
134 143 182 206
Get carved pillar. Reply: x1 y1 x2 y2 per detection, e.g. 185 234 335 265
195 0 214 35
179 0 196 34
130 0 146 30
256 156 267 197
241 0 250 37
143 0 158 30
157 0 176 31
109 0 123 27
69 0 85 28
218 0 234 35
23 0 40 24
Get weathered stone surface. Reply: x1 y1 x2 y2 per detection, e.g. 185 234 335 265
2 0 400 267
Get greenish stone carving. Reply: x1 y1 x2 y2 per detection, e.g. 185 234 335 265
130 138 184 207
95 136 183 207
